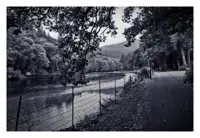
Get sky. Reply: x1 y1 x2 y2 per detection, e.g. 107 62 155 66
47 7 139 47
99 7 139 47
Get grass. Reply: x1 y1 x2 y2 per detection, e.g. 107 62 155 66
60 76 142 131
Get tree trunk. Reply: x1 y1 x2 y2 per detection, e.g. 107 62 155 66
180 46 187 66
187 48 191 66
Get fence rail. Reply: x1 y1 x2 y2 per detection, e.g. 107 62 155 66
7 74 137 131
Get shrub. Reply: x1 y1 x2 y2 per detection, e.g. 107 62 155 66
178 65 187 71
127 75 133 83
124 75 135 90
184 64 193 84
37 69 49 76
138 67 150 80
7 68 26 80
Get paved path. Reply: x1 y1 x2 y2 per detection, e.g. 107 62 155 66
146 71 193 131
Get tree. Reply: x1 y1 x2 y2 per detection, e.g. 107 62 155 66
119 54 125 65
7 27 59 77
7 7 118 84
119 53 135 70
114 60 123 71
7 28 34 73
51 54 62 72
170 29 193 67
85 55 123 73
122 7 193 69
28 44 50 75
43 42 57 59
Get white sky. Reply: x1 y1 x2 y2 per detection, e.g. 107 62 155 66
99 7 139 47
99 7 130 47
47 7 139 47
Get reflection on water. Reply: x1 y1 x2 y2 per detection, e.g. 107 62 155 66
7 73 135 131
7 91 117 131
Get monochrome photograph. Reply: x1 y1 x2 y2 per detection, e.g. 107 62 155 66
6 6 193 131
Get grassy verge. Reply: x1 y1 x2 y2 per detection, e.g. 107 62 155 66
60 75 152 131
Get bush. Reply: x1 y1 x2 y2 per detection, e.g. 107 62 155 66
7 68 26 80
124 75 136 91
138 67 150 80
127 75 134 84
178 65 187 71
37 69 49 76
184 64 193 84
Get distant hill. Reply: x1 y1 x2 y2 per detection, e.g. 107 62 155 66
100 39 140 59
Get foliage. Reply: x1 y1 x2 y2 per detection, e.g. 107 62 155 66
7 67 26 80
123 7 193 46
184 64 193 84
138 67 150 80
7 27 60 78
7 28 34 73
86 55 123 73
119 53 135 70
178 65 187 71
122 7 193 71
7 7 118 84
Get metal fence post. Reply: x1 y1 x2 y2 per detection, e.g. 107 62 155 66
71 86 74 129
15 96 22 131
130 76 132 83
99 80 101 115
138 74 140 84
115 77 116 104
123 76 126 97
150 59 152 79
124 76 125 87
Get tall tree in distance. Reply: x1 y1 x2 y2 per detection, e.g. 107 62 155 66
119 54 125 65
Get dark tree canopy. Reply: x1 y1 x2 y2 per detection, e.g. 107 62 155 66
122 7 193 70
7 7 118 85
122 7 193 46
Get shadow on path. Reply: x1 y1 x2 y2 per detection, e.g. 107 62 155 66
146 71 193 131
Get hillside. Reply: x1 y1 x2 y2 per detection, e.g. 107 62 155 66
100 39 140 58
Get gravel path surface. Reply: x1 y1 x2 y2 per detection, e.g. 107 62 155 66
147 71 193 131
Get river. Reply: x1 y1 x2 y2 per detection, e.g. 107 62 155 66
7 72 136 131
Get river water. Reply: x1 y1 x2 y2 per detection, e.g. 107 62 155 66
7 72 136 131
